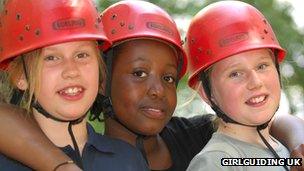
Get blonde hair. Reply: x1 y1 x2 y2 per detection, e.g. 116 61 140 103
7 49 42 112
5 41 106 113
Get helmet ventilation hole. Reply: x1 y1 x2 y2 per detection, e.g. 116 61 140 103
120 21 125 27
19 35 24 41
128 24 134 30
25 25 30 31
191 38 195 44
111 29 116 34
198 47 202 53
16 13 21 20
35 29 40 36
111 14 117 20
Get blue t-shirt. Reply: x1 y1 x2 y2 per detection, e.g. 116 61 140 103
0 124 149 171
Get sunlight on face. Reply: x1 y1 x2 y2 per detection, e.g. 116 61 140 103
36 41 100 120
210 49 281 125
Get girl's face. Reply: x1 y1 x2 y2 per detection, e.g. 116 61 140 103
111 39 177 135
210 49 281 125
36 41 100 120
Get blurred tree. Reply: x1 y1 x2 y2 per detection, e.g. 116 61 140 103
99 0 304 117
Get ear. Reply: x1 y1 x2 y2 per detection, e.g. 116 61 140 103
16 76 28 90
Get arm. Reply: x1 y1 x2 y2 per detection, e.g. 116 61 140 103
0 103 81 171
270 114 304 170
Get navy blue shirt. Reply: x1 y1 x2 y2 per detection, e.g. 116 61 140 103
0 124 149 171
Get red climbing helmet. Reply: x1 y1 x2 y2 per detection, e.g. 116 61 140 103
186 1 286 89
0 0 111 69
101 0 187 78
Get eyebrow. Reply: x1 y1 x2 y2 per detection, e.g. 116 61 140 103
127 56 150 64
166 63 178 70
44 41 94 51
127 56 178 70
223 55 272 72
221 61 241 72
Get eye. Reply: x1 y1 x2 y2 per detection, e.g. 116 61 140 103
164 75 176 84
229 71 242 78
76 52 89 59
132 70 148 78
44 55 59 61
257 63 269 70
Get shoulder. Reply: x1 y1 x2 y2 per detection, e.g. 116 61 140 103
164 114 215 136
187 135 245 171
187 149 235 171
84 130 149 171
274 138 290 158
159 115 216 171
202 133 247 157
161 114 215 147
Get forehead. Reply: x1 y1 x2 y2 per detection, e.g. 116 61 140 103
213 48 273 68
42 40 97 51
114 39 178 64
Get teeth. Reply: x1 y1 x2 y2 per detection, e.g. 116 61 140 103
147 108 161 112
61 87 82 95
249 96 265 104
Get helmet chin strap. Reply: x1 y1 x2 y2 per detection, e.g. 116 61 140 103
210 100 289 171
31 100 85 169
209 100 272 129
11 56 87 169
97 45 184 167
99 94 150 165
200 66 289 171
98 48 150 166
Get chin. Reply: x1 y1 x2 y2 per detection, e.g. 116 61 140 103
138 125 165 136
59 109 87 120
250 118 272 126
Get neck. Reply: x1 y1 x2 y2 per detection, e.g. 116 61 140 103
33 109 88 153
104 117 156 147
105 117 172 169
217 119 278 148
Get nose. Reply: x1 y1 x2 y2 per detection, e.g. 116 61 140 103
61 59 80 79
247 71 263 90
147 76 165 99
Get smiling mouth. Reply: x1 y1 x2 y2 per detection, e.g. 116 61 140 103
246 95 267 106
58 87 84 96
57 86 85 101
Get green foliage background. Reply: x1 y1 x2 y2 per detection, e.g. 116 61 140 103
0 0 302 117
97 0 304 117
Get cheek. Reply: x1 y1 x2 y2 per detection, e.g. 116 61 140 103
38 69 60 96
267 73 281 100
111 77 139 111
212 82 242 112
111 84 142 129
84 64 99 91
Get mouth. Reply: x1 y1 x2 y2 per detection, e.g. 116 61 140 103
57 86 85 101
140 106 166 120
245 95 268 106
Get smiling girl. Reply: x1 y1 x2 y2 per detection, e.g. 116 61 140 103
0 1 303 171
186 1 290 171
0 0 148 170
